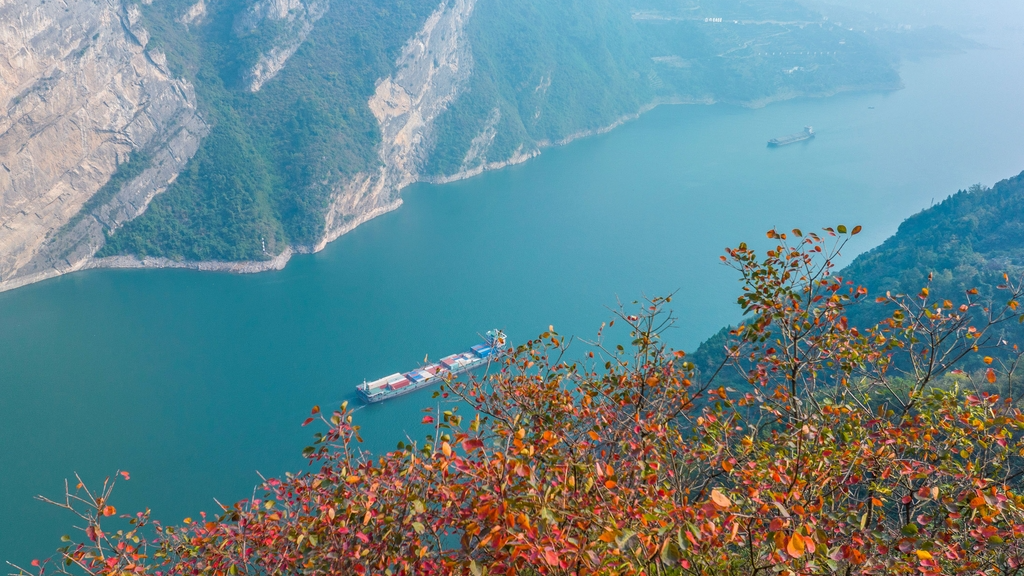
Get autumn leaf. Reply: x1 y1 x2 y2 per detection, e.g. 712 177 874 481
711 489 731 509
543 548 560 567
786 533 806 558
987 368 997 383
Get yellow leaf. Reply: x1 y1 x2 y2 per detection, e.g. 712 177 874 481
984 356 994 365
914 550 933 560
786 533 805 558
442 442 452 458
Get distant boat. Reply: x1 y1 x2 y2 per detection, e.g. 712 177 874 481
356 330 507 403
768 126 815 147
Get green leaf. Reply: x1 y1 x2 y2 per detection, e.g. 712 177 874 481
661 539 682 566
615 529 637 550
837 224 848 233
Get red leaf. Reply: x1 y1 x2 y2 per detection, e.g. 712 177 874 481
544 548 560 566
302 417 315 427
119 471 130 481
462 438 484 452
422 416 435 424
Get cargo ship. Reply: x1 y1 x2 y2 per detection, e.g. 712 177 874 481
356 330 507 403
768 126 814 147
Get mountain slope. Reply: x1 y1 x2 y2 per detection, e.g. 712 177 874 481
0 0 969 291
692 170 1024 378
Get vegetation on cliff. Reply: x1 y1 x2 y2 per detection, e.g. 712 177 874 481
98 0 439 260
695 170 1024 379
93 0 958 262
21 225 1024 575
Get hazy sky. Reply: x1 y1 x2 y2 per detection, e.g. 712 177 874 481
809 0 1024 44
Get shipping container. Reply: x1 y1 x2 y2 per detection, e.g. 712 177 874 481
367 373 404 389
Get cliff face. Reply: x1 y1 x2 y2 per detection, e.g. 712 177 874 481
0 0 206 291
319 0 477 248
0 0 955 291
235 0 329 92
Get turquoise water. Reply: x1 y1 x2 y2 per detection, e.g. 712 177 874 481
2 45 1024 562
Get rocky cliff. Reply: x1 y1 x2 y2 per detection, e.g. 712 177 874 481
0 0 206 292
0 0 959 292
318 0 477 248
235 0 329 92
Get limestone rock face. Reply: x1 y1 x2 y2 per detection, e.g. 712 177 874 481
236 0 328 92
319 0 477 249
0 0 207 291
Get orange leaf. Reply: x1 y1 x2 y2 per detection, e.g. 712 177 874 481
711 489 732 509
101 505 116 517
984 356 994 365
987 368 997 384
786 533 805 558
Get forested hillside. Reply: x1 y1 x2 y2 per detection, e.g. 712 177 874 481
841 172 1024 342
23 0 971 269
693 170 1024 376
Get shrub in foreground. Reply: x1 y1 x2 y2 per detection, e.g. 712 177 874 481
18 226 1024 576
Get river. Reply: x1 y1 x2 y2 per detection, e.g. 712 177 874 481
2 42 1024 563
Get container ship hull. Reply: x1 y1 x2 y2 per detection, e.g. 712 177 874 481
768 126 815 147
356 330 506 404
